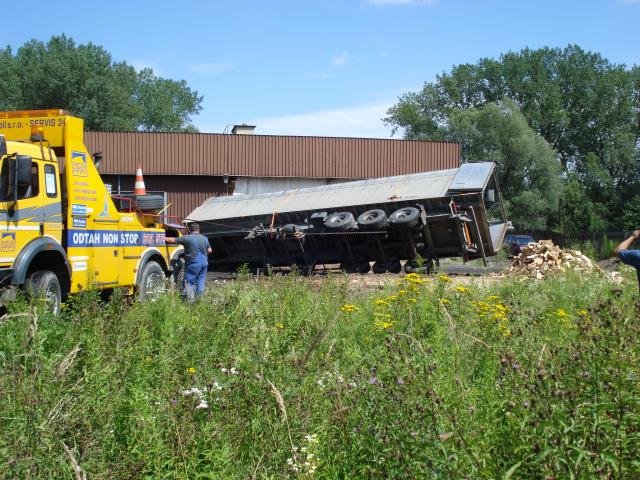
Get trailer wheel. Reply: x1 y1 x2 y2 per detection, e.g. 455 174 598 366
341 261 370 274
389 207 420 229
373 260 402 274
26 270 62 315
138 260 166 301
372 261 387 274
387 260 402 274
324 211 356 231
357 209 388 230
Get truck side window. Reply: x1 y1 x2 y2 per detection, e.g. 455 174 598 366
17 164 39 200
44 164 57 198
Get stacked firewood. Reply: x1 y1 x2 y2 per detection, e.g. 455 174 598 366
507 240 599 280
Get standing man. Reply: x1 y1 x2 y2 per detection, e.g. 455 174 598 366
614 229 640 293
166 222 212 302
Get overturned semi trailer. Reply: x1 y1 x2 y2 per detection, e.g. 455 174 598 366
186 162 511 274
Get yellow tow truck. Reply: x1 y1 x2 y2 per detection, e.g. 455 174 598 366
0 109 184 313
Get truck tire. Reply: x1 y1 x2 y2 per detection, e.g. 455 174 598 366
372 260 402 274
26 270 62 315
357 209 388 230
138 260 166 301
171 256 185 290
389 207 420 229
324 212 356 231
340 261 370 274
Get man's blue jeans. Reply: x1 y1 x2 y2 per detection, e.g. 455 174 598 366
183 257 208 302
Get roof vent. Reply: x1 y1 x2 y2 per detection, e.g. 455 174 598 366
231 124 256 135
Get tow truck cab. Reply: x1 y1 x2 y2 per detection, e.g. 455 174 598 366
0 109 183 312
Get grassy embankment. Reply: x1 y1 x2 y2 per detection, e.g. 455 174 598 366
1 267 639 479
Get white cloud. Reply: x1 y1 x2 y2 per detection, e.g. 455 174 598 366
191 62 234 76
331 50 350 67
366 0 436 5
246 101 400 138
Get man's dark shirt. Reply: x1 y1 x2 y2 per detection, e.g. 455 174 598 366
175 234 211 262
618 249 640 268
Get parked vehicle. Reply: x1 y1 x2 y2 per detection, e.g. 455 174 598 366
187 162 511 274
0 109 184 313
503 234 536 255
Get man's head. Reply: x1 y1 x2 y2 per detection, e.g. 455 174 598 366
188 222 200 233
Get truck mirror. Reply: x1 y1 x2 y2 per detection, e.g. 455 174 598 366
0 134 6 157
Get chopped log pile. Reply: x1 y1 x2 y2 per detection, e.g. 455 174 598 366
507 240 610 280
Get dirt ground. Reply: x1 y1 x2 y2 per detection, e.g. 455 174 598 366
205 256 625 293
206 261 508 293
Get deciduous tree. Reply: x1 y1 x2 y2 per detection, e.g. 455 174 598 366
0 35 202 132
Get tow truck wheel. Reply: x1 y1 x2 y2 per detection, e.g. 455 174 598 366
26 270 62 315
138 260 166 301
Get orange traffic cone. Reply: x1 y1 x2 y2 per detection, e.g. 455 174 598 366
134 165 146 195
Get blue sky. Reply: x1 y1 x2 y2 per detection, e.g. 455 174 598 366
3 0 639 137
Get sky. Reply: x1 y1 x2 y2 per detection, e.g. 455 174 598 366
3 0 640 138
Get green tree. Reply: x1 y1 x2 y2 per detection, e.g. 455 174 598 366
445 100 561 231
0 35 202 132
386 45 640 233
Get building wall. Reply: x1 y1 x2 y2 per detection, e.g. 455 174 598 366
85 132 459 178
233 176 351 196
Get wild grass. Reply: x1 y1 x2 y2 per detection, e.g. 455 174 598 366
1 266 639 479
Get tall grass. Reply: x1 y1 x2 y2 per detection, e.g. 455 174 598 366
1 267 639 479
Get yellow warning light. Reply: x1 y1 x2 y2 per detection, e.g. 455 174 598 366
0 109 70 119
30 125 45 142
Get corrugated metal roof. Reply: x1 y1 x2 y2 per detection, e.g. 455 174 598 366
85 131 459 179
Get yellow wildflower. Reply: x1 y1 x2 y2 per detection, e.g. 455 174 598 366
275 322 284 329
437 275 452 283
455 285 470 294
340 304 359 313
497 322 511 338
374 299 389 307
440 298 450 305
187 367 196 375
374 320 394 330
555 308 569 318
